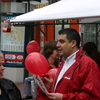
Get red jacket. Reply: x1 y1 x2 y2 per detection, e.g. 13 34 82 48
51 48 100 100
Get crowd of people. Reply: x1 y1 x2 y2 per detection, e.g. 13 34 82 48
23 28 100 100
43 28 100 100
1 28 100 100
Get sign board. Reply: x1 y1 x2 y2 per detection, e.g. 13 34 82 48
1 15 25 67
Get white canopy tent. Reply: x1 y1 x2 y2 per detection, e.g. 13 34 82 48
10 0 100 23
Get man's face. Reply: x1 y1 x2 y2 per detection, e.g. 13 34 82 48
56 34 73 58
0 57 5 79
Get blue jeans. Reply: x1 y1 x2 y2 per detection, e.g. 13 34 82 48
23 75 38 98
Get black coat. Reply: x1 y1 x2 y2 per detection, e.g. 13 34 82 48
0 78 22 100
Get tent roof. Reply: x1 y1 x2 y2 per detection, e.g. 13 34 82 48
10 0 100 22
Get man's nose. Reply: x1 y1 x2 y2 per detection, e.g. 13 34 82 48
56 42 60 47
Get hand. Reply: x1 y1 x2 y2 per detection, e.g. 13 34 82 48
43 73 53 89
47 93 63 100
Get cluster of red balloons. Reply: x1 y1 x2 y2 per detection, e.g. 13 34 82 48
25 40 50 75
25 40 58 77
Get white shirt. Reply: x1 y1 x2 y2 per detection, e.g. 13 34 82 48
54 50 79 92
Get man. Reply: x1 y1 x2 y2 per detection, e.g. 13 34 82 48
0 51 21 100
44 28 100 100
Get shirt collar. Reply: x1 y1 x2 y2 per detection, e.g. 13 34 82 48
65 50 79 63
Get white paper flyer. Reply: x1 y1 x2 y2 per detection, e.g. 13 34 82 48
33 75 48 94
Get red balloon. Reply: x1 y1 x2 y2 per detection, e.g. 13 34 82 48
25 52 50 75
48 68 58 79
26 40 40 54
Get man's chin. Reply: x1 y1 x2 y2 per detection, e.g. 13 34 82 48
59 53 63 56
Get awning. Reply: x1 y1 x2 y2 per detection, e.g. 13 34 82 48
10 0 100 22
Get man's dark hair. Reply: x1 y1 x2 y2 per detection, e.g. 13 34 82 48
59 28 80 48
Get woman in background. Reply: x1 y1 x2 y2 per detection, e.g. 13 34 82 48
37 40 59 100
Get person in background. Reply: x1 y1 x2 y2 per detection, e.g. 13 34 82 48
37 40 59 100
43 28 100 100
83 42 100 68
42 40 59 69
0 51 22 100
22 75 38 100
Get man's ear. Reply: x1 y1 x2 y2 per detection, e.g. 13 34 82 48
71 40 76 48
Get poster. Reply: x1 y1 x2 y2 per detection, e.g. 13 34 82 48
0 15 25 67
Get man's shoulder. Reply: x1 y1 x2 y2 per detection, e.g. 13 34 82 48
80 54 99 68
81 54 94 62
